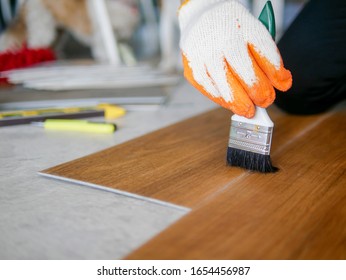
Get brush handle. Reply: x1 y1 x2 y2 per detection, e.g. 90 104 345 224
231 107 274 127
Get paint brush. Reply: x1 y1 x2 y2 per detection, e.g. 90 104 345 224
227 1 278 173
227 106 278 172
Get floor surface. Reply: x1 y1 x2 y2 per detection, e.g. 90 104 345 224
0 81 215 259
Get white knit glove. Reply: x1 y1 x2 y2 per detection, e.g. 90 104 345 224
179 0 292 118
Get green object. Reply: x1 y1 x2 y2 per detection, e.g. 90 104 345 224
33 119 117 134
258 1 276 40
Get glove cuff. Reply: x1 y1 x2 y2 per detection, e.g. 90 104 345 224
179 0 233 31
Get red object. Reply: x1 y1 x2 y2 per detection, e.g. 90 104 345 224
0 46 56 84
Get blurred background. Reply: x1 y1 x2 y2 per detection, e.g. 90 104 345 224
0 0 308 116
0 0 307 71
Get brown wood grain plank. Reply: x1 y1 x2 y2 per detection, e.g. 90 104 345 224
41 107 327 208
127 111 346 259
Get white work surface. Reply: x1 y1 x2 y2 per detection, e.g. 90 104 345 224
0 81 217 260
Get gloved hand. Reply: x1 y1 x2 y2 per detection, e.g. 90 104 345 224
178 0 292 118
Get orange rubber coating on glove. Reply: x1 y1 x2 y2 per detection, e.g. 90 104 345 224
182 45 292 118
248 44 292 92
226 45 276 109
183 54 256 118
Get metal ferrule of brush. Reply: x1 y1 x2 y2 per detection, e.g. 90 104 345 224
228 121 273 155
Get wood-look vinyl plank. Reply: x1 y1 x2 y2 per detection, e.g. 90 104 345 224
127 112 346 259
40 107 326 208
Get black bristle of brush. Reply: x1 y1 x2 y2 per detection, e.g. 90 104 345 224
227 147 278 173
